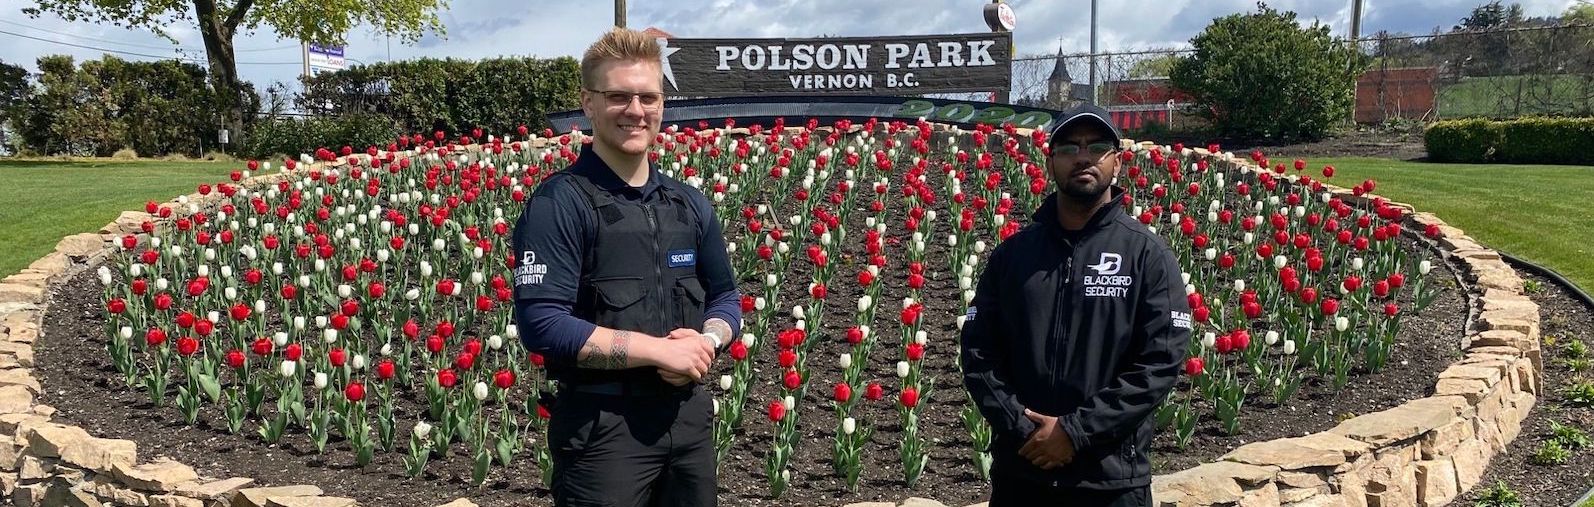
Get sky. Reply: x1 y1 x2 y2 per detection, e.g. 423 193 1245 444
0 0 1578 92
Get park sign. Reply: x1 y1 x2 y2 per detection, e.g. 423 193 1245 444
656 33 1012 96
306 43 347 76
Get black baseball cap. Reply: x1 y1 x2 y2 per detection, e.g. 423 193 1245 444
1048 103 1121 147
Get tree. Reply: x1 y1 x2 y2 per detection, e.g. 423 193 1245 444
1127 54 1180 79
0 60 28 152
22 0 449 136
1457 1 1525 30
1169 2 1369 141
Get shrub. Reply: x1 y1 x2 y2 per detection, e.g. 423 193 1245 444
241 113 401 160
1426 117 1594 164
298 56 581 138
1564 380 1594 407
1549 420 1589 450
1532 439 1571 465
1476 480 1523 507
1169 4 1368 142
111 148 140 160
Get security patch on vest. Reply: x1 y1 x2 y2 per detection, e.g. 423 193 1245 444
1083 251 1133 297
515 250 548 286
1171 310 1193 330
667 249 697 268
964 306 977 321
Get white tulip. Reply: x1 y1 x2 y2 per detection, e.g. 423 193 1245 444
782 395 795 411
130 264 144 277
741 333 757 348
777 242 790 254
843 417 857 435
1274 255 1288 269
795 320 806 331
473 382 490 401
719 375 733 391
150 237 162 249
97 266 112 285
377 249 390 263
1186 283 1198 295
1244 232 1255 244
381 342 393 356
118 326 133 339
975 240 987 253
420 261 434 277
858 295 873 312
915 330 928 345
948 235 958 247
487 335 503 350
405 288 421 301
338 284 353 298
292 316 306 331
207 311 220 323
1202 332 1217 348
432 238 446 251
155 278 170 291
1234 279 1246 292
754 297 767 311
170 245 183 257
313 259 325 272
959 276 973 290
222 286 237 300
1181 272 1192 285
196 264 209 277
1265 330 1280 346
765 274 779 288
279 360 297 378
963 289 975 304
1283 339 1297 355
994 215 1006 227
413 421 432 439
1335 316 1350 332
1204 248 1217 261
839 353 852 369
896 361 911 378
956 315 967 330
314 372 329 390
271 262 284 275
1352 257 1364 271
352 354 367 370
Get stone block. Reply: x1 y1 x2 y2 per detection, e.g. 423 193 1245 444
148 494 205 507
1239 482 1281 507
17 422 137 473
0 284 44 305
1225 435 1357 470
1419 417 1473 460
1330 397 1464 447
265 497 357 507
55 233 107 260
112 457 198 492
1451 439 1492 491
1152 461 1279 506
234 485 324 507
1414 458 1458 507
170 476 254 500
0 384 34 414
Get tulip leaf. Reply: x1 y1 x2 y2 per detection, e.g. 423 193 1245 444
198 373 222 403
495 437 514 466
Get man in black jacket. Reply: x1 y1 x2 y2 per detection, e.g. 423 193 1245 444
960 104 1192 507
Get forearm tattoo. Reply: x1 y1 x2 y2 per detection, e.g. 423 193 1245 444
704 318 732 348
578 329 632 369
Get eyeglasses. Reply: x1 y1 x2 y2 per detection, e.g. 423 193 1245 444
586 89 664 110
1052 141 1119 158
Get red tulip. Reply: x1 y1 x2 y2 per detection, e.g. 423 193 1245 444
1321 298 1341 315
907 273 925 289
285 343 303 361
1373 280 1390 298
740 295 756 313
810 284 827 299
107 299 126 314
1388 273 1406 289
376 359 396 380
251 337 272 356
1184 357 1204 377
331 314 349 330
900 387 920 408
226 349 246 369
436 279 456 296
1300 287 1319 304
865 382 884 401
437 369 458 388
280 285 298 300
494 369 516 389
857 270 875 287
436 321 456 338
1385 303 1400 316
1193 306 1210 323
329 347 347 367
1243 301 1263 319
340 299 360 317
455 352 475 370
1214 334 1233 354
176 336 200 356
729 340 748 361
779 349 797 368
1231 330 1251 350
906 343 925 361
783 370 802 390
768 400 787 422
194 319 214 337
1343 276 1362 292
344 382 366 402
145 328 167 346
131 279 147 295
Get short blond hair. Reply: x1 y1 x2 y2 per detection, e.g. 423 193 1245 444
581 28 662 89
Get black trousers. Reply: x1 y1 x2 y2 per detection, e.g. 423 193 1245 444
548 384 716 507
989 461 1151 507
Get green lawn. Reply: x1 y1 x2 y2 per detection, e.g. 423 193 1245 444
0 158 237 278
1438 74 1594 118
1316 157 1594 292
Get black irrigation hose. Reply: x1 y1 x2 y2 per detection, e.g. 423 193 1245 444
1497 251 1594 311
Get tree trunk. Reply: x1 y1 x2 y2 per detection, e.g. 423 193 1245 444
193 0 245 152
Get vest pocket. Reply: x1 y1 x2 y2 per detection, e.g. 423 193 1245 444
591 277 646 329
674 277 706 331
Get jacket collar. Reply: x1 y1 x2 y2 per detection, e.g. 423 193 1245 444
1031 186 1128 236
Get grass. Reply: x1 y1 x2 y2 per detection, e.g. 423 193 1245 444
1314 157 1594 293
1438 74 1594 119
0 158 237 278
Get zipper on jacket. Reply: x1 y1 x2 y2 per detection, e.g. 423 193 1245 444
645 204 664 333
1051 239 1074 387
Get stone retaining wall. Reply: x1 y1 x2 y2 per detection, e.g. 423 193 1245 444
1146 146 1542 507
0 137 1540 507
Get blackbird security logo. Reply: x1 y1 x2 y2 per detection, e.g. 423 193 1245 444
657 38 681 91
1083 252 1131 298
516 251 549 286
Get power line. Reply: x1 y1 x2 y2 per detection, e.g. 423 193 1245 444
0 18 297 53
0 28 302 65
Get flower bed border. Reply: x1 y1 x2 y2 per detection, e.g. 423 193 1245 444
0 133 1539 507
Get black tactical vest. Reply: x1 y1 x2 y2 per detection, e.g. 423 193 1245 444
558 170 707 385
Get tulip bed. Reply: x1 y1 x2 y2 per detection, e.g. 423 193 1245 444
57 118 1464 505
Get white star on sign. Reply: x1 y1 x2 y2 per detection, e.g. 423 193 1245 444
657 38 681 91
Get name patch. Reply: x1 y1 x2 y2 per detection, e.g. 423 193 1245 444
667 249 697 268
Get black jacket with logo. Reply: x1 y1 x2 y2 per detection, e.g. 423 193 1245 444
960 187 1192 489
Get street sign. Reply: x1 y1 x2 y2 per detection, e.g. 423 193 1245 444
306 43 347 73
653 33 1012 96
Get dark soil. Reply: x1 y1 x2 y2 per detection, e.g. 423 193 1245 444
1456 268 1594 506
1149 239 1467 472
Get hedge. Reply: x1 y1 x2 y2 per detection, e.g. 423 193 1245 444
8 55 234 157
298 56 582 138
1426 117 1594 165
242 113 402 160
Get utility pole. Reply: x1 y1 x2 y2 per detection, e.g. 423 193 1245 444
615 0 627 28
1089 0 1099 105
1349 0 1364 123
1350 0 1363 41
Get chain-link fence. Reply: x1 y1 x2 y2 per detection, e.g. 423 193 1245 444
1007 24 1594 129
